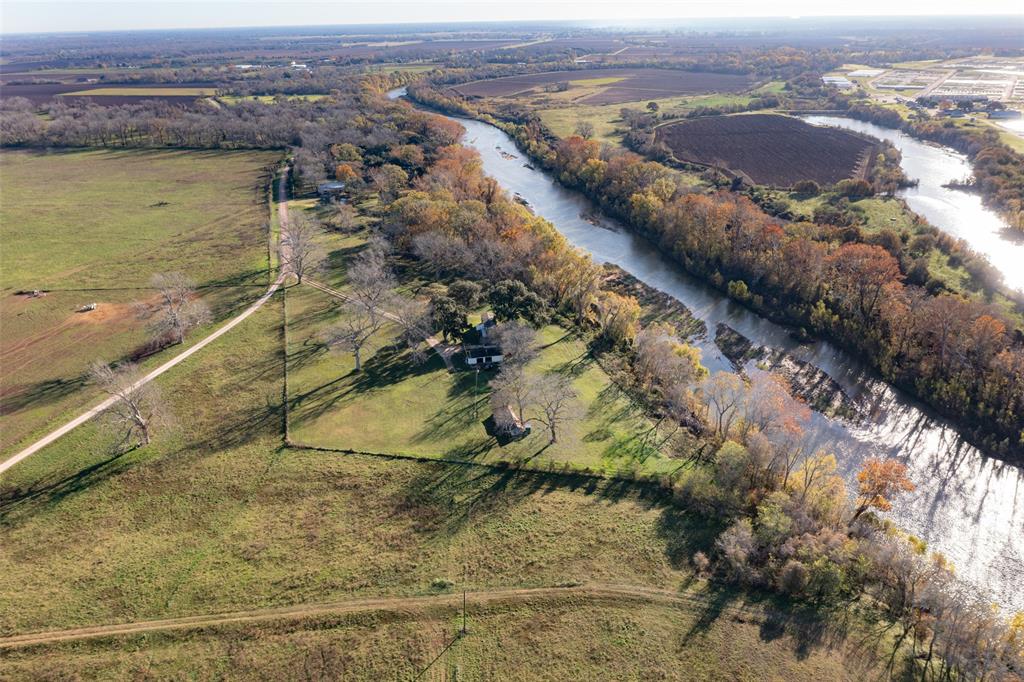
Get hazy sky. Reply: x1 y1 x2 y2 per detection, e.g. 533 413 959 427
2 0 1022 34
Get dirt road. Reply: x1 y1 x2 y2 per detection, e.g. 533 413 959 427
0 583 750 649
0 173 291 476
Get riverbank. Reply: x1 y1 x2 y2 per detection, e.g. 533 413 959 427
394 86 1024 612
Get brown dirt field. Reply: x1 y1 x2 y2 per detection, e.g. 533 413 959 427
0 82 210 105
0 296 144 388
655 114 876 187
452 68 752 100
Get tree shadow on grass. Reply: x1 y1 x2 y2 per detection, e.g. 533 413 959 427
0 446 134 521
398 460 673 535
0 374 88 416
288 346 443 429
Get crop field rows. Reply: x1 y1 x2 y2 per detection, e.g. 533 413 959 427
655 114 876 187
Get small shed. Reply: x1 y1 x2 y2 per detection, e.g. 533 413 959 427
493 404 530 439
317 181 346 201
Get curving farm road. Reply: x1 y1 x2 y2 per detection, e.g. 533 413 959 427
0 173 291 477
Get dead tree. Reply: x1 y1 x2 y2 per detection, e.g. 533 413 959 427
281 215 324 284
141 272 211 345
327 301 386 372
90 361 167 448
531 374 576 444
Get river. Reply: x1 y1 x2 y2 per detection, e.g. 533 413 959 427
805 115 1024 294
389 88 1024 612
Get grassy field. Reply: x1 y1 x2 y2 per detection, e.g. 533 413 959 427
287 284 684 476
0 597 884 680
0 294 702 635
0 148 279 455
538 93 754 146
0 184 901 678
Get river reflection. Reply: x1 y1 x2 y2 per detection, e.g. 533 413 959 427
804 115 1024 293
391 88 1024 611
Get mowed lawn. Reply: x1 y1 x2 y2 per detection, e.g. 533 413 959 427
287 283 684 476
0 148 280 454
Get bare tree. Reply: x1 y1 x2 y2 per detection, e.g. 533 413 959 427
389 295 432 364
326 200 357 232
492 321 537 367
90 361 167 448
490 365 534 426
327 301 385 372
700 371 746 439
347 243 397 317
531 374 576 444
140 272 211 345
281 215 324 284
574 120 595 140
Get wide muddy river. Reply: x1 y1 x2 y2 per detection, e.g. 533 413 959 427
391 89 1024 611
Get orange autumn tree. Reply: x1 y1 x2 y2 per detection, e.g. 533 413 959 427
850 457 916 523
335 163 360 184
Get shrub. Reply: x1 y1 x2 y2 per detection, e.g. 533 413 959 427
778 559 809 595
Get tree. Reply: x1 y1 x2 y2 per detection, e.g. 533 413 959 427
389 296 432 363
531 374 576 444
347 244 397 317
447 279 482 309
596 291 640 346
488 279 544 325
700 371 746 439
326 200 357 232
851 457 916 523
430 295 467 342
827 243 902 324
328 301 385 372
574 120 595 140
491 321 537 367
491 365 534 426
646 101 660 113
90 361 166 448
281 215 324 284
369 163 408 202
635 323 705 392
141 272 211 345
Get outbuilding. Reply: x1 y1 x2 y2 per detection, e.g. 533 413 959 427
317 181 346 201
465 345 503 368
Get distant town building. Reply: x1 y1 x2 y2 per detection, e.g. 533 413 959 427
821 75 855 90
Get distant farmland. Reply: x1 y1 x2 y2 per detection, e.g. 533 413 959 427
0 82 213 105
452 68 752 104
656 114 876 187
